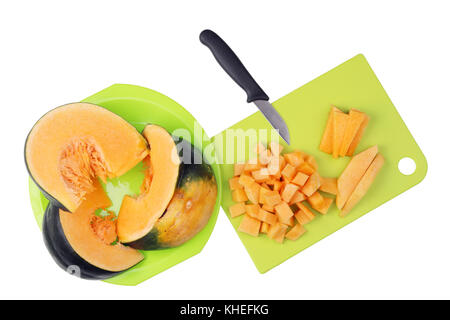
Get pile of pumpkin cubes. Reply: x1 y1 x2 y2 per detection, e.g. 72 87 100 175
228 142 337 243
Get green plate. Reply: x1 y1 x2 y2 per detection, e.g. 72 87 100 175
214 54 427 273
29 84 223 286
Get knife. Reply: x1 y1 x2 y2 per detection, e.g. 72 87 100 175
199 29 290 145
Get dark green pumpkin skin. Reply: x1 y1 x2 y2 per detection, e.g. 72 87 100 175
126 139 217 250
43 204 119 280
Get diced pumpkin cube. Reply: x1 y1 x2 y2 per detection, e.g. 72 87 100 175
292 172 309 187
245 204 260 219
298 162 315 176
281 183 299 202
294 210 313 225
261 182 271 190
284 152 304 167
260 222 270 234
340 153 384 216
238 215 261 237
262 204 274 212
274 201 294 223
285 223 307 240
296 202 315 221
267 222 288 243
307 192 325 209
305 155 318 171
228 176 242 191
279 215 295 227
281 164 296 181
347 111 370 156
267 155 285 175
259 149 272 165
232 188 248 202
314 197 334 215
238 173 255 188
271 171 282 180
229 202 246 218
302 172 321 197
319 177 338 195
319 105 342 154
289 191 306 205
251 168 270 183
332 109 350 158
272 180 282 192
263 191 282 207
257 208 278 225
269 142 283 157
245 182 260 204
336 145 378 209
339 109 367 157
244 161 261 172
234 162 245 176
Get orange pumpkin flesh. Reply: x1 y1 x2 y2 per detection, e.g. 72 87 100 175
58 181 143 273
25 103 148 212
117 124 181 243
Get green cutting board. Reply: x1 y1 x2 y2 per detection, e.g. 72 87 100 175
213 54 427 273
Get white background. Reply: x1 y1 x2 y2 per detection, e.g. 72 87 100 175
0 0 448 299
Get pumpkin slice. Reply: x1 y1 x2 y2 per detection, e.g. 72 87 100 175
341 154 384 216
117 125 180 244
43 181 144 279
319 106 341 154
339 109 367 157
347 112 370 156
121 133 217 249
25 103 148 213
336 145 379 210
332 110 350 158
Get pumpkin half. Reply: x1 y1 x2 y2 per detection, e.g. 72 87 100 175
117 125 218 250
25 102 148 212
43 181 144 280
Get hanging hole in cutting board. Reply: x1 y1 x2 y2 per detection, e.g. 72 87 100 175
398 157 416 176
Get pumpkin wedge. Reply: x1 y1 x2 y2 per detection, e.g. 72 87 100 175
339 109 367 157
117 125 180 244
346 112 370 156
332 110 350 158
340 154 384 216
25 103 148 213
43 181 143 280
336 145 379 209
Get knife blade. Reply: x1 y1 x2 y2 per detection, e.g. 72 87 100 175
199 29 290 145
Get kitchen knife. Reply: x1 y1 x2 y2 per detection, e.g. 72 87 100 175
199 29 290 145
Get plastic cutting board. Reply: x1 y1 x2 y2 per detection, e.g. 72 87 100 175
213 54 427 273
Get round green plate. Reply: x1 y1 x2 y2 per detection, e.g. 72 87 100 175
28 84 223 286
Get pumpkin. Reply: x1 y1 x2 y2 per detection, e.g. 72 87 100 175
118 125 218 250
340 153 384 216
42 181 143 280
25 102 148 213
336 145 379 209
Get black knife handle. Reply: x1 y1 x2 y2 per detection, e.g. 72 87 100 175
200 29 269 103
